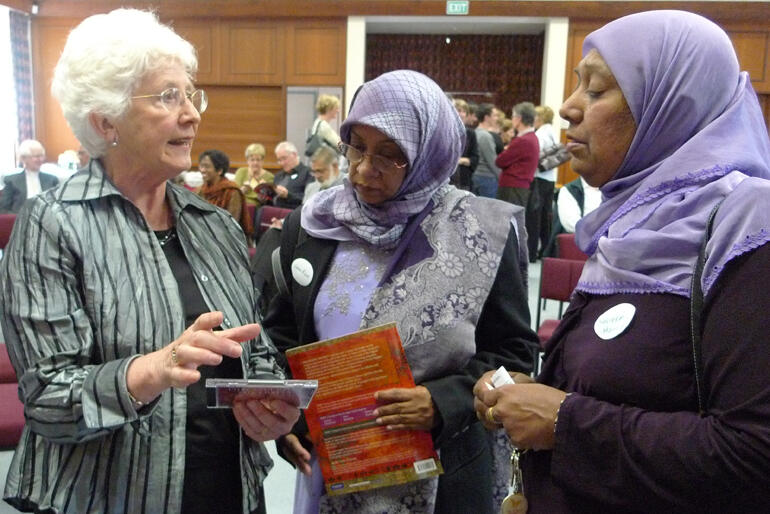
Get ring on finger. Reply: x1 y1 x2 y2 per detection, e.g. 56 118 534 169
485 407 499 425
171 345 180 366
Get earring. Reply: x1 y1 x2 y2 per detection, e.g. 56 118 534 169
110 135 119 147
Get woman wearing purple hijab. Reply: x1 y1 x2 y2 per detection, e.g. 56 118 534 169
263 70 539 513
474 10 770 513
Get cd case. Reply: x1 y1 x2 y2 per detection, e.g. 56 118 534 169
206 378 318 409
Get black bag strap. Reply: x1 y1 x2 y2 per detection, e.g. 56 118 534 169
269 209 307 298
271 246 289 297
689 200 723 416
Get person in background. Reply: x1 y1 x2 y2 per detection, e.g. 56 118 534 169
0 139 59 214
473 103 502 198
495 102 539 210
302 145 345 203
491 107 506 154
273 141 313 209
556 175 601 234
526 105 559 260
542 175 601 257
234 143 274 207
77 145 90 168
198 149 253 237
474 11 770 512
451 98 479 191
1 9 298 514
500 118 514 146
309 94 341 150
265 69 538 514
467 101 479 128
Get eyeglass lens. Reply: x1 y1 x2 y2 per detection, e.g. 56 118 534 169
161 88 207 113
341 143 403 174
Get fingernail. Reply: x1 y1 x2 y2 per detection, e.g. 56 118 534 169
375 417 383 424
372 409 379 417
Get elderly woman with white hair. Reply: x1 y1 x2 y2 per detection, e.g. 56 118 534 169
0 9 298 514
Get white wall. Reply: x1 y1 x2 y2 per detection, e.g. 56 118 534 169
345 16 366 117
541 18 570 138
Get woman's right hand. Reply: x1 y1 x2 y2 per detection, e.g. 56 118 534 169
126 311 260 404
280 434 313 475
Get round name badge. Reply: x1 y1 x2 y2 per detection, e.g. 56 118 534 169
291 258 314 287
594 303 636 340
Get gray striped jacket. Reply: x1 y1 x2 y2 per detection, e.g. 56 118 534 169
1 160 281 513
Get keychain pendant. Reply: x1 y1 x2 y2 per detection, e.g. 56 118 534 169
501 449 528 514
501 493 528 514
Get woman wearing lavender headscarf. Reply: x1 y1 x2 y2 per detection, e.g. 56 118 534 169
474 11 770 513
263 70 539 513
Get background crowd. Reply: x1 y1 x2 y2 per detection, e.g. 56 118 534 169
2 6 769 514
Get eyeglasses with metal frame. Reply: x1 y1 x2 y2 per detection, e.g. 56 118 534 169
132 88 208 114
337 141 408 175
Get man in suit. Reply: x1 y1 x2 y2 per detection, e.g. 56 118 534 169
272 141 313 209
1 140 59 214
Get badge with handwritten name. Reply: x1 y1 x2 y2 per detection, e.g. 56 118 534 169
291 258 313 286
594 303 636 340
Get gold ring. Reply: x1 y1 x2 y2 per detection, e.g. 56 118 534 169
171 346 179 365
485 407 499 425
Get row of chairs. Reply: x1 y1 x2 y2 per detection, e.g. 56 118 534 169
0 213 16 251
0 343 24 448
246 204 292 237
532 233 588 375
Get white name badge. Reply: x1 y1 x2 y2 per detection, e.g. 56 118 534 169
291 258 313 286
594 303 636 340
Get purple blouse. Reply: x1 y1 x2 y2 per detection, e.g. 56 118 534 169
524 243 770 512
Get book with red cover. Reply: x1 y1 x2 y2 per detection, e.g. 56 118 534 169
285 322 443 496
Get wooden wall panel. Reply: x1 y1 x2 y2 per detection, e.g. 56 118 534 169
192 86 284 169
29 1 770 22
731 31 770 93
32 18 81 157
172 21 220 83
220 21 284 85
27 15 344 160
285 20 346 85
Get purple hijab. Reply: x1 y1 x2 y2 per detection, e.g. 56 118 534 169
575 10 770 297
301 70 466 249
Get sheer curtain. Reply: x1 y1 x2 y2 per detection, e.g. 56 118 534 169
0 6 20 175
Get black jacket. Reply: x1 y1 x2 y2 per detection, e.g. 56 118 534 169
0 170 59 214
263 208 538 514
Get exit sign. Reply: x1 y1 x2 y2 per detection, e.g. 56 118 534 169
446 0 469 15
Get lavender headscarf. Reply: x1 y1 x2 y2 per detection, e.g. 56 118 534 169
301 70 466 249
575 11 770 297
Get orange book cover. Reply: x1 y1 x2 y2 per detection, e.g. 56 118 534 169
285 322 443 496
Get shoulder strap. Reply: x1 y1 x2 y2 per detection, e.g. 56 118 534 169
566 180 585 216
269 209 306 298
271 246 289 297
689 200 723 416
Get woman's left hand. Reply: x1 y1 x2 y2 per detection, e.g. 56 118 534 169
473 382 567 450
232 398 301 442
373 386 436 431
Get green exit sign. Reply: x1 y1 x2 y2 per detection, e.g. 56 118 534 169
446 0 469 15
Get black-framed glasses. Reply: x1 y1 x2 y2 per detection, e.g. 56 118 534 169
132 88 208 114
337 142 407 175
